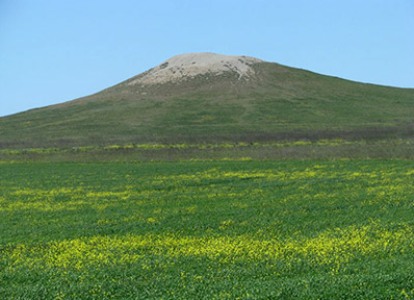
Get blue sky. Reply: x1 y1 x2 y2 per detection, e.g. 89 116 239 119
1 0 413 117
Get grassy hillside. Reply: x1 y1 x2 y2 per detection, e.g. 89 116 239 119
1 62 413 148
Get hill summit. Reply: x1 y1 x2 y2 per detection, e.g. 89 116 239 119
0 52 413 148
128 53 263 85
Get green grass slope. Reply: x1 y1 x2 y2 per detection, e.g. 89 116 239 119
1 61 413 148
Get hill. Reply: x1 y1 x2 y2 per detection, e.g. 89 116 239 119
1 52 413 149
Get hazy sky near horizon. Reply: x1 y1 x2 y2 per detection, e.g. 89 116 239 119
1 0 413 117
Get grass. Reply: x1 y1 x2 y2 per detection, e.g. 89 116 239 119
1 57 414 299
1 159 414 299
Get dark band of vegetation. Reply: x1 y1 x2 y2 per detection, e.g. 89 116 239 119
1 138 414 162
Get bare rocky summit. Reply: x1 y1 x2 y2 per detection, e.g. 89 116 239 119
128 52 264 85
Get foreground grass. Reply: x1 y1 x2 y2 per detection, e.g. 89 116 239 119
1 160 414 299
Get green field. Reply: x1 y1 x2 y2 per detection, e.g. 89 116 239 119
1 160 414 299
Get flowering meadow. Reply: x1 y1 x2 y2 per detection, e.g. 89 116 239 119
1 160 414 299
